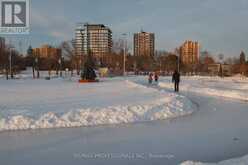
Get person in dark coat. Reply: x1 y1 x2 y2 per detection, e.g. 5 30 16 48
154 72 159 83
172 70 180 92
148 73 153 84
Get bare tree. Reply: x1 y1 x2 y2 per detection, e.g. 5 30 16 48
0 40 8 79
112 39 123 54
59 40 75 76
218 54 224 63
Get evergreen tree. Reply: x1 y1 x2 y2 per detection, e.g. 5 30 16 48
27 46 33 56
240 51 246 64
81 51 97 80
27 46 37 79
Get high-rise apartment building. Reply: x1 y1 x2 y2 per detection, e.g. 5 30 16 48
179 40 200 64
75 24 84 57
134 31 155 57
75 24 112 59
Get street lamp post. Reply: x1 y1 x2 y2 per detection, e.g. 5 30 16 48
175 51 180 72
9 46 15 79
122 33 127 76
8 39 14 79
58 57 62 77
35 57 39 78
159 60 162 73
9 47 12 79
218 54 224 78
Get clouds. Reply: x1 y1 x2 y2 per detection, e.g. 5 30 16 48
31 8 74 41
16 0 248 57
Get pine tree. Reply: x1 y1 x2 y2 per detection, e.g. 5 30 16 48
27 46 35 79
81 51 96 80
240 51 246 64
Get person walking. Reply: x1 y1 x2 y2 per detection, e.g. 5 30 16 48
154 72 159 83
172 70 180 92
148 73 153 84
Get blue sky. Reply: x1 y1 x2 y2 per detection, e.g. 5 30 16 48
2 0 248 58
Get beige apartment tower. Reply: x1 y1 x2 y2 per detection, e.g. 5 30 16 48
179 40 200 65
75 24 112 59
134 31 155 57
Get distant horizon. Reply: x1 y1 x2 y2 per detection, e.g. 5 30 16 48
1 0 248 59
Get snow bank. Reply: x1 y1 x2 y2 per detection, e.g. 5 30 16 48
158 82 248 102
0 95 194 131
181 154 248 165
0 80 196 132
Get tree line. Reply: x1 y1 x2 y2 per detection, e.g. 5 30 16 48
0 39 248 78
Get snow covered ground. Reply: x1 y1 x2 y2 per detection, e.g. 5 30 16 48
181 154 248 165
0 76 195 131
1 73 248 165
158 76 248 102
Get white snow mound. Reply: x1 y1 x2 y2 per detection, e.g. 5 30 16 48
0 96 194 131
181 154 248 165
0 80 196 132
